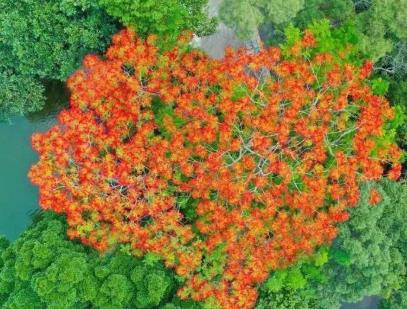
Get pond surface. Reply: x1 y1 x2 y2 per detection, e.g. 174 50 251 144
0 81 68 240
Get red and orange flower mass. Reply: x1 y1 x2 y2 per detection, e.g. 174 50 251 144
29 29 402 308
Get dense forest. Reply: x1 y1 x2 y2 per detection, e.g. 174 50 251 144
0 1 406 308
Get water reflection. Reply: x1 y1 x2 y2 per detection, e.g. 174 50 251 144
26 80 70 123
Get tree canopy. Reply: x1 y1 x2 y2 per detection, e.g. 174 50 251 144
98 0 216 48
0 0 117 81
219 0 304 39
28 24 403 308
0 72 45 121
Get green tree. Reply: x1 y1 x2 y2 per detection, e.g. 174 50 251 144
0 72 44 120
378 179 407 309
315 181 407 306
380 282 407 309
255 247 329 309
256 180 407 309
219 0 304 40
98 0 216 48
0 212 200 308
387 80 407 149
294 0 355 28
256 288 324 309
0 0 117 118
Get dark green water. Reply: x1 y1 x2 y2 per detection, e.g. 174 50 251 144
0 81 69 240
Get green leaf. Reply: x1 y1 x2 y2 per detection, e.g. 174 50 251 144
371 77 390 95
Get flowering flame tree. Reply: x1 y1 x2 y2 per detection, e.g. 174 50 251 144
29 28 402 308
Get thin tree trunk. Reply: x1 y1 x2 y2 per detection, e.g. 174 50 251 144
244 27 270 80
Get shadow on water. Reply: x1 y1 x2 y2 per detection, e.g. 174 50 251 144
0 80 69 240
26 80 70 123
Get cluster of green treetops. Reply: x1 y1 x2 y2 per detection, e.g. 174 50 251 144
0 180 406 308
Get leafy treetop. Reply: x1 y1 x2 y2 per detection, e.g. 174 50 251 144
219 0 305 39
98 0 216 48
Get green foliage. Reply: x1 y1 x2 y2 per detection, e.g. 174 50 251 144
388 79 407 150
329 248 351 267
263 264 319 293
130 263 173 308
378 180 407 309
152 98 187 139
0 0 117 118
0 71 45 120
219 0 264 39
0 212 198 308
255 288 322 309
263 0 407 66
295 0 355 28
257 247 330 308
310 20 361 60
219 0 304 39
281 20 365 67
315 180 407 305
370 77 390 95
0 0 117 81
369 0 407 41
260 0 305 26
292 0 405 61
199 244 227 282
0 236 9 257
98 0 216 48
380 281 407 309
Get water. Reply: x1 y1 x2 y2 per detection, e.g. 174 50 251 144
0 81 69 240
